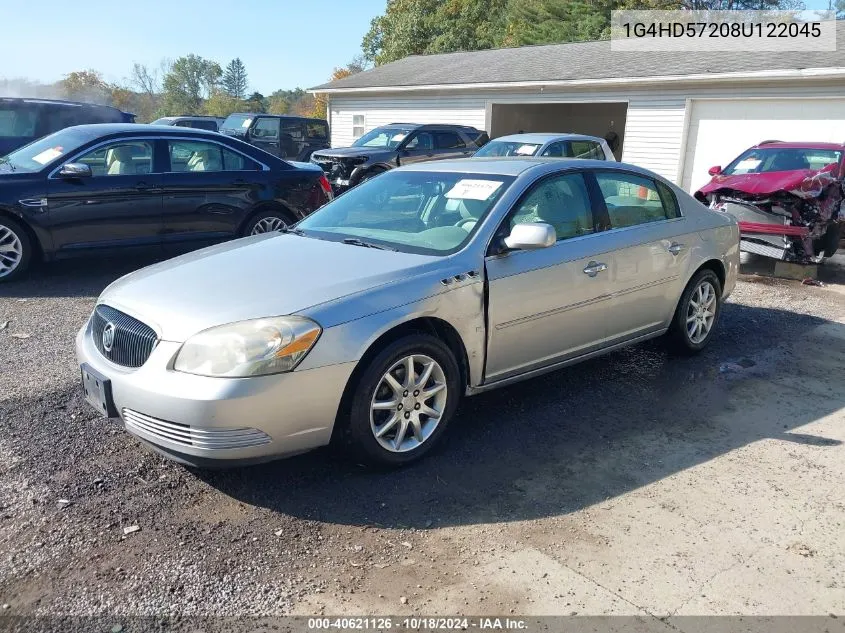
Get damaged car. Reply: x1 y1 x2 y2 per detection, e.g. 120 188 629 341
695 141 843 263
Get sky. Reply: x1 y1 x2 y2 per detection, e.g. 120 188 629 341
4 0 387 94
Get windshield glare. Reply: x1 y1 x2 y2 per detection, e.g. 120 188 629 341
352 127 414 149
0 127 94 173
474 141 542 157
723 147 843 175
220 114 253 131
296 170 515 255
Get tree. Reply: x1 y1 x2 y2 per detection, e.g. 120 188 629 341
59 70 111 103
203 90 241 117
267 90 291 115
311 60 368 119
505 0 614 46
244 91 267 113
222 58 249 99
363 0 444 65
161 55 222 115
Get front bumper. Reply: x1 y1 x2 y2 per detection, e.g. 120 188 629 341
75 320 357 466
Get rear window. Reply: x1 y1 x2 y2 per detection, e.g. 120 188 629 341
220 114 254 132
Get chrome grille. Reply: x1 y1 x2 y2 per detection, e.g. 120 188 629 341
91 305 157 368
123 409 272 450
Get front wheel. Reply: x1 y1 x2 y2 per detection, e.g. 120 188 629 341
342 334 462 467
0 217 32 283
668 269 722 353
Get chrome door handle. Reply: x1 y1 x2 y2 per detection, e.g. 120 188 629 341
583 261 607 277
668 242 685 255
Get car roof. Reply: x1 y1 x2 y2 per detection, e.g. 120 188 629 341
224 112 326 122
755 141 845 150
54 123 221 138
156 115 218 120
399 157 641 177
0 97 122 111
491 133 605 144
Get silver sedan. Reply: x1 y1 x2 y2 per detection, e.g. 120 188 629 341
76 158 739 467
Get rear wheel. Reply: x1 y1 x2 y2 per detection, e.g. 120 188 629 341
0 217 32 283
668 269 722 354
243 208 295 236
341 334 461 467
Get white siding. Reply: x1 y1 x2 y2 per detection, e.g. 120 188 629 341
330 96 486 148
326 80 845 186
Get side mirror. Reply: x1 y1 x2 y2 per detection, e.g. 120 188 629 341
708 165 722 176
58 163 92 179
503 222 556 251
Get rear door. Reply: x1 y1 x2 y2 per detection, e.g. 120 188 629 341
589 170 691 343
432 130 472 159
248 117 282 157
484 170 613 381
46 139 163 254
160 137 263 250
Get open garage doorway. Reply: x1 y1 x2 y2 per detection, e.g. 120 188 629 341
490 102 628 160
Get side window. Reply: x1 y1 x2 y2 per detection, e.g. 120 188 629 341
595 172 671 228
0 106 37 137
656 180 681 218
193 120 218 131
352 115 365 139
433 131 465 149
77 141 153 176
252 117 280 139
306 121 329 140
508 173 595 241
167 140 257 172
405 132 433 151
570 141 604 160
540 142 566 158
174 120 193 128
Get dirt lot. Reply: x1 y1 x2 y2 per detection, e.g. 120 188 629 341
0 254 844 623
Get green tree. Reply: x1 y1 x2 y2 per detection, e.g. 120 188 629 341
244 91 267 113
222 58 249 99
427 0 510 53
161 54 222 115
204 90 241 117
362 0 443 65
59 70 111 102
505 0 614 46
267 90 291 115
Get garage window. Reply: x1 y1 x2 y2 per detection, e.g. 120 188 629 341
352 115 365 139
595 172 672 228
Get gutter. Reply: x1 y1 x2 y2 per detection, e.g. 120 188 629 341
308 67 845 95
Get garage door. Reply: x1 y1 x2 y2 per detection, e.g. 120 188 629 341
681 98 845 193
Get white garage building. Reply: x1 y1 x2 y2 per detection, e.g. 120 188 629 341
310 22 845 192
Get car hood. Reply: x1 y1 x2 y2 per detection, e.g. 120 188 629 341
100 234 438 342
312 147 385 159
697 164 841 197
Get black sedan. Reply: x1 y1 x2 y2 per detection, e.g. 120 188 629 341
0 124 333 281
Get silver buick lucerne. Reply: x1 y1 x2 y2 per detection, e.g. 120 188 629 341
76 158 739 467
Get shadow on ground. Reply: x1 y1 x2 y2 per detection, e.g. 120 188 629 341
198 303 845 530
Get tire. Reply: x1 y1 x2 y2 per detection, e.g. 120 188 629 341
359 167 386 184
341 333 462 467
668 269 722 354
0 216 32 283
242 208 295 237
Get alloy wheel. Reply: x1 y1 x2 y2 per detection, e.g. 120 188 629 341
686 280 716 344
369 354 448 453
0 226 23 279
250 216 287 235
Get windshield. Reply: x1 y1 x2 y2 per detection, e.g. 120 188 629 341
474 141 542 157
220 114 254 132
352 127 414 149
0 127 95 173
723 147 843 175
296 170 515 255
151 117 175 125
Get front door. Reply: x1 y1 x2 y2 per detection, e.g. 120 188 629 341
398 131 436 165
484 171 613 382
46 139 162 254
248 117 282 157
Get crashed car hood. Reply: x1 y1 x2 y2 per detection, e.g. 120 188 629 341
99 234 436 342
698 163 841 197
313 147 382 158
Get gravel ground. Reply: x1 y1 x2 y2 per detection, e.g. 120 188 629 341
0 253 843 624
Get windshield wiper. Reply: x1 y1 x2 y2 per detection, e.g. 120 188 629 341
0 157 15 172
342 237 397 251
279 226 307 236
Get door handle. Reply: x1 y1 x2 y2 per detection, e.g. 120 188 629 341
583 261 607 277
668 242 685 255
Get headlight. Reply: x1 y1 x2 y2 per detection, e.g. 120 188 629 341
173 316 321 378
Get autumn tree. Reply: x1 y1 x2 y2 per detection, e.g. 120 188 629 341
59 70 111 103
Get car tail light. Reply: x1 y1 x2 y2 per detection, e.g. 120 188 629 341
318 174 334 201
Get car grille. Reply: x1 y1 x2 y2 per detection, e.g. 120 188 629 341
91 305 157 368
311 154 351 179
123 409 272 450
